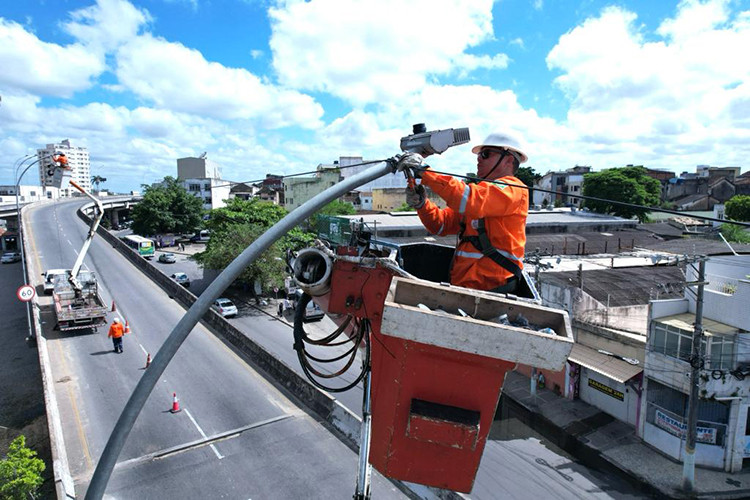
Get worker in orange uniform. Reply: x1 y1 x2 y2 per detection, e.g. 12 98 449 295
396 133 529 294
108 317 125 353
52 152 70 169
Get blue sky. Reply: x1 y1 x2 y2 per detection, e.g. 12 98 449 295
1 0 749 193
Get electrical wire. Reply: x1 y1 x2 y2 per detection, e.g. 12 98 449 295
292 291 370 392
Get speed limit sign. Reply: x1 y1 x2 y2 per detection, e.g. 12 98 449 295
17 284 36 302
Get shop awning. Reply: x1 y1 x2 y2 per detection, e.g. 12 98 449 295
568 343 643 384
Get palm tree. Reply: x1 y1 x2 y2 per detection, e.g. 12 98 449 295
91 175 107 192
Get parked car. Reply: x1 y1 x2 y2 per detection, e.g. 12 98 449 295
158 252 176 263
190 230 211 243
213 298 238 318
303 301 325 322
170 272 190 288
42 269 71 294
1 252 21 264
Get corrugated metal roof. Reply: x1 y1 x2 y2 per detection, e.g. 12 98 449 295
541 266 685 306
568 343 642 383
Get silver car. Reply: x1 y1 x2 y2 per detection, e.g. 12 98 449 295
170 272 190 288
1 252 21 264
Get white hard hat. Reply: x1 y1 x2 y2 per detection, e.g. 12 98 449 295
471 132 528 164
113 318 120 323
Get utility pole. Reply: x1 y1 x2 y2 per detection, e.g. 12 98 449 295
682 258 706 493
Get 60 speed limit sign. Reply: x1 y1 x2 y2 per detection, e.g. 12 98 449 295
17 284 36 302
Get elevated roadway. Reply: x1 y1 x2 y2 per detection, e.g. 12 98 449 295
24 198 404 499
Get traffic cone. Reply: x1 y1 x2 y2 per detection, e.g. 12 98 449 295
124 321 131 334
145 353 151 369
111 301 116 312
170 392 181 413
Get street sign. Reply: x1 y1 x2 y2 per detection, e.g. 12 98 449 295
17 284 35 302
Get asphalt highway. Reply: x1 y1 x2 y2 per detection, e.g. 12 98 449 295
25 199 405 499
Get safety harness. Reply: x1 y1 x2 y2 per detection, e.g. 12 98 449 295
459 218 524 284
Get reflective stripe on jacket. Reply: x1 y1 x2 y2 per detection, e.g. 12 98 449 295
108 323 124 338
417 169 528 291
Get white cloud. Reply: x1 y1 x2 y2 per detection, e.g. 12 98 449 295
114 34 324 128
545 1 750 169
0 19 105 97
268 0 502 105
62 0 151 52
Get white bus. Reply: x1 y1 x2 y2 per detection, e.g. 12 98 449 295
123 235 155 259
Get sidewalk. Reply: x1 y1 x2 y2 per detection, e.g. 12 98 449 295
502 370 750 499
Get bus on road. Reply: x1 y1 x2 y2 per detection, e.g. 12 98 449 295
123 235 155 259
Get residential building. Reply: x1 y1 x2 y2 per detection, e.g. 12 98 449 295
533 166 591 208
371 186 446 212
37 139 91 198
229 182 258 201
176 155 230 210
283 166 341 211
255 174 284 205
643 256 750 472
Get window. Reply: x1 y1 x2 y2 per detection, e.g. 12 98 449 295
189 184 200 192
651 322 735 370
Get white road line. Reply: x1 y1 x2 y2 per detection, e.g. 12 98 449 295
184 408 224 460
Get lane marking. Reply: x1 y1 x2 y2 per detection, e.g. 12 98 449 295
184 408 224 459
113 414 294 470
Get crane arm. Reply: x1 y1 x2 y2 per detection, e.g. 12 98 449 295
68 180 104 291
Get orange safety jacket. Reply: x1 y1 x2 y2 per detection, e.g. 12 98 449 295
108 323 124 339
53 155 69 167
417 169 528 291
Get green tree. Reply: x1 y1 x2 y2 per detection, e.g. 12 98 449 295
515 166 541 206
0 435 45 500
582 166 660 222
720 223 750 244
91 175 107 192
130 177 204 236
725 195 750 222
195 198 315 298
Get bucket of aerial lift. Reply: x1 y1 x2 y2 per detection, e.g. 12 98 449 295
368 277 573 493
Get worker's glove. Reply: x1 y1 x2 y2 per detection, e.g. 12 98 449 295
406 184 426 210
392 152 428 178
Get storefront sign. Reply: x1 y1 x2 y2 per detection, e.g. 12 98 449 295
588 378 624 401
655 410 717 445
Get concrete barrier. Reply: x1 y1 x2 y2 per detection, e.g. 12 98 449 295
77 204 460 500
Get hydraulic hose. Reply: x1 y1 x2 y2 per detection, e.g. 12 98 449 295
85 160 395 499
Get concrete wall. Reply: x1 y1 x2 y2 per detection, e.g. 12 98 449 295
580 368 638 426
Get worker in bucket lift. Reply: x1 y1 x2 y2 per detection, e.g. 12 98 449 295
52 152 70 169
396 132 529 294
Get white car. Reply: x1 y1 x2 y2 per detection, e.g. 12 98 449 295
213 298 238 318
170 272 190 288
1 252 21 264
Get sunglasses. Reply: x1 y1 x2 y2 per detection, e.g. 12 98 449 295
478 148 504 159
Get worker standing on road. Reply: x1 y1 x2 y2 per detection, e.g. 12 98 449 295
108 318 125 353
396 132 529 294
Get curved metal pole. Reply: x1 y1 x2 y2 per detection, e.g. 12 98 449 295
85 160 395 499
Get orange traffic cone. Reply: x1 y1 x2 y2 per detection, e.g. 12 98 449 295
124 321 131 334
170 392 181 413
111 301 116 312
145 353 151 369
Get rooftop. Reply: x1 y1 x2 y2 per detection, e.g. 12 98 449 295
540 265 685 307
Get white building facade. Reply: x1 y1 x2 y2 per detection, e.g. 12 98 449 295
37 139 91 197
642 256 750 472
177 156 229 210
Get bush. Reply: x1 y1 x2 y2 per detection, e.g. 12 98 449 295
725 195 750 222
0 435 45 500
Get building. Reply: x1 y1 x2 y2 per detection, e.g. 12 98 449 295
0 184 58 204
533 166 591 208
643 256 750 472
371 186 446 212
254 174 284 205
176 155 230 210
283 166 341 211
37 139 91 198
